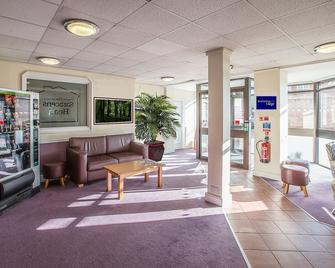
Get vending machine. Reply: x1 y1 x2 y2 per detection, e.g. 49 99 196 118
0 88 40 212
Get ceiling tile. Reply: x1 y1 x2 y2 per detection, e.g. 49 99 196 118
196 1 266 35
226 22 283 46
190 36 239 52
35 43 80 58
137 38 185 55
42 28 93 49
161 24 219 47
246 36 297 54
230 47 259 62
63 0 146 23
121 4 188 36
118 49 157 61
0 35 37 52
85 40 130 56
104 57 140 68
48 6 114 38
262 47 311 61
0 17 45 41
248 0 329 19
0 0 58 26
64 58 99 69
0 47 31 61
291 23 335 45
273 1 335 34
275 55 316 66
72 51 112 63
164 49 203 62
236 54 275 66
90 64 123 74
100 25 155 48
152 0 239 21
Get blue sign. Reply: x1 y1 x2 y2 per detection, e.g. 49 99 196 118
256 96 277 110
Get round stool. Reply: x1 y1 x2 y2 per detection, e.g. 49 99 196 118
43 162 66 188
281 164 309 197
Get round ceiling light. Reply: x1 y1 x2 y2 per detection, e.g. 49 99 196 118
64 19 99 37
161 76 175 82
314 42 335 54
37 57 60 65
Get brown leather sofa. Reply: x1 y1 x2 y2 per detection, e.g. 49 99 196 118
67 133 148 186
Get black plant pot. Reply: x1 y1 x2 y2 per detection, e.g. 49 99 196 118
147 141 165 161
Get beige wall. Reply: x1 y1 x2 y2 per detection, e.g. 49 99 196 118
0 60 135 143
135 83 165 96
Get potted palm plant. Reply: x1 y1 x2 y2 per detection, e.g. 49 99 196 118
135 93 180 161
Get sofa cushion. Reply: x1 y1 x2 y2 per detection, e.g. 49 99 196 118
70 136 106 156
109 152 143 163
87 155 118 171
106 133 134 154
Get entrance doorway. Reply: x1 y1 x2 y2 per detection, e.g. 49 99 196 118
196 78 254 169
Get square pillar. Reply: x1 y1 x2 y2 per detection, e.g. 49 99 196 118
254 68 288 180
205 48 232 206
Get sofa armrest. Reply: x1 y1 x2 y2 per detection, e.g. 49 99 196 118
66 147 88 185
130 141 149 159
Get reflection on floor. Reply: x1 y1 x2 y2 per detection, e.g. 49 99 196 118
226 167 335 268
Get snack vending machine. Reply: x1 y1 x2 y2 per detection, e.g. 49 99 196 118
0 89 40 211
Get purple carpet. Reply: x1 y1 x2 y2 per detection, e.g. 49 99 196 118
263 164 335 226
0 149 247 268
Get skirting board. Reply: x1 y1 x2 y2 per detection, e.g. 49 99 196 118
253 170 281 181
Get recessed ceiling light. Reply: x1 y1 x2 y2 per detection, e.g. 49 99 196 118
37 57 60 65
64 19 99 37
314 42 335 54
161 76 175 82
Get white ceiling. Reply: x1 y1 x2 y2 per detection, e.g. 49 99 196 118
0 0 335 86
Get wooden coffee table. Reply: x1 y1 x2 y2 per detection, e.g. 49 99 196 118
104 159 164 199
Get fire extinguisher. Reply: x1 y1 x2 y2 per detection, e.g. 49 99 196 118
256 136 271 163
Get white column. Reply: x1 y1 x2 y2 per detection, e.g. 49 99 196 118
254 68 288 180
205 48 232 207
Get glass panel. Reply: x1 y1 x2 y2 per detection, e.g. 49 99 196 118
288 91 314 129
27 79 87 128
201 134 208 158
0 92 31 179
201 93 208 128
319 88 335 130
230 79 245 88
288 135 314 162
231 137 244 165
231 91 244 127
288 84 313 92
318 137 333 168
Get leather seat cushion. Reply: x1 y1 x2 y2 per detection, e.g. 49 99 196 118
87 155 118 171
109 152 143 163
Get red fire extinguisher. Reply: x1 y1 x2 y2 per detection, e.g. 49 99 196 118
256 136 271 163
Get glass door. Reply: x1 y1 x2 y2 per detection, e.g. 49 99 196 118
198 89 208 160
197 78 254 169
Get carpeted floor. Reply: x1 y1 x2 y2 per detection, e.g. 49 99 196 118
264 164 335 226
0 149 247 268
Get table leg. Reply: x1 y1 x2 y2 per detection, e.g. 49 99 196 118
284 183 289 194
157 167 162 188
106 172 112 192
118 175 124 200
144 172 149 182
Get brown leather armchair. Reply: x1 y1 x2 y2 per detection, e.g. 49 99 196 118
67 133 148 186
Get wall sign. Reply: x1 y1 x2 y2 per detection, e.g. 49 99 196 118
40 90 79 123
256 96 277 110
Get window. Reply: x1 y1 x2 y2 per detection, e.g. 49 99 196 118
288 91 314 129
319 88 335 131
27 79 87 128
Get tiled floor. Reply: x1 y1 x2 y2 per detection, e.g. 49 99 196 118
225 168 335 268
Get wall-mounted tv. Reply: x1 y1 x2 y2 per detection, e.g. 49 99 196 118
94 97 133 124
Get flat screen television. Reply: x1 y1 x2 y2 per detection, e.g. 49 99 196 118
94 97 133 124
